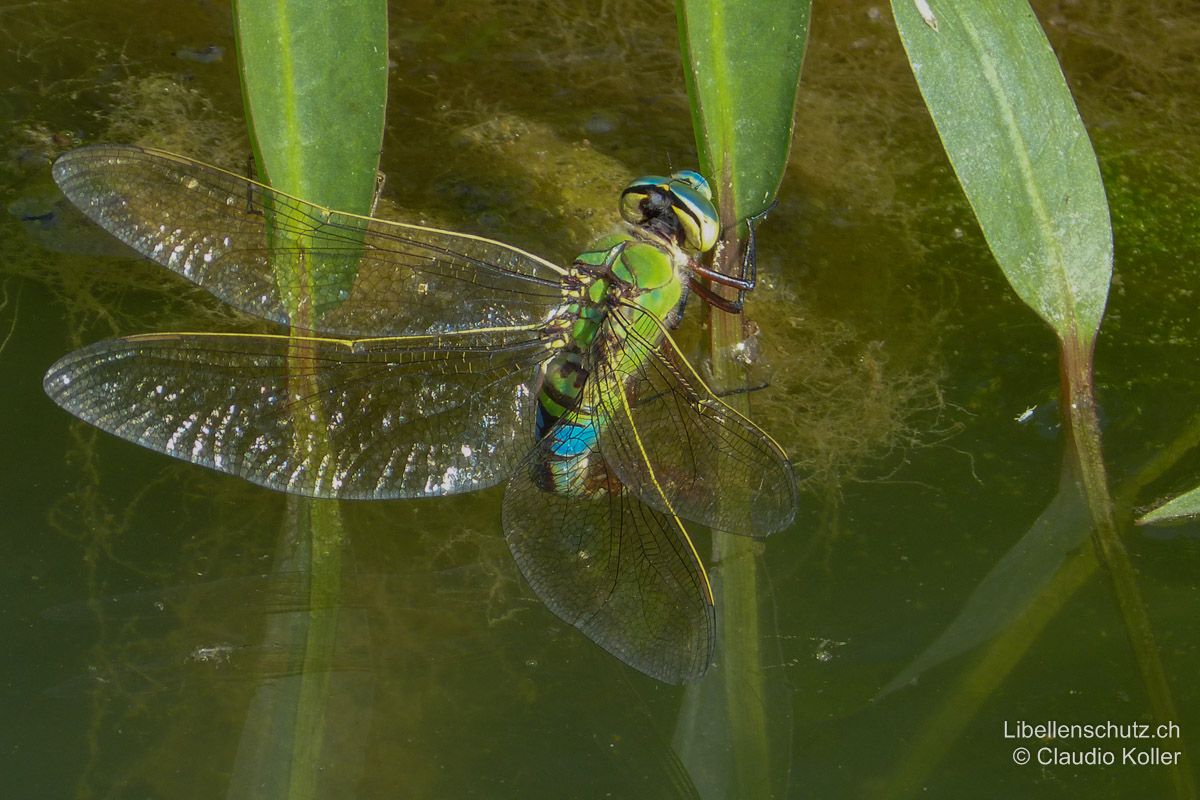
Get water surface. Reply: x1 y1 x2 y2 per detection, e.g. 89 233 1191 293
1 1 1197 797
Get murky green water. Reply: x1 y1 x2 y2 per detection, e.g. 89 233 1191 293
2 2 1198 798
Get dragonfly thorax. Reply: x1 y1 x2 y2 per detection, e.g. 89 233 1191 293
568 236 683 321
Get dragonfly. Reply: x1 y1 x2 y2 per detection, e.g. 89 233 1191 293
44 145 798 683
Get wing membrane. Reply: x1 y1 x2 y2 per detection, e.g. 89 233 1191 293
502 427 714 684
44 329 553 498
52 145 567 336
596 309 798 537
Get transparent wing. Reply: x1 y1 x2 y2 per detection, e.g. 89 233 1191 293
501 423 714 684
44 328 554 498
52 145 568 336
595 307 798 537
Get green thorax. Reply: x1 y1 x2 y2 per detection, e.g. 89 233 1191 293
573 231 683 328
537 232 683 428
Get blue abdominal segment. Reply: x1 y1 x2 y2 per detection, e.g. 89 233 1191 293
547 418 597 458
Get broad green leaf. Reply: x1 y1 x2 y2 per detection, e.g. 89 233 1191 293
232 0 388 215
1138 485 1200 525
891 0 1111 345
675 0 810 222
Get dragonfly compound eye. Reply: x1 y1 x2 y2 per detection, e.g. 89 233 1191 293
669 170 713 200
666 172 719 254
620 172 719 255
620 175 672 227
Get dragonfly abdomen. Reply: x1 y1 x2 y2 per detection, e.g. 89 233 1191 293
535 311 601 495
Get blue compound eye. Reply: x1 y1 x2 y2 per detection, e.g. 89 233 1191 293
666 172 719 253
619 172 720 254
669 170 713 201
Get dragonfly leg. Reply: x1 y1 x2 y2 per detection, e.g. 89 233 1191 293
688 202 773 314
688 274 749 314
666 279 693 330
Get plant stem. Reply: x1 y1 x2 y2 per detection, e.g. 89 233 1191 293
1060 334 1193 798
711 227 773 796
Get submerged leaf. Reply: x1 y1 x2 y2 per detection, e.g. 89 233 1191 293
879 465 1090 696
1138 485 1200 526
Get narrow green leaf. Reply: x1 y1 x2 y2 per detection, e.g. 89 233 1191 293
226 8 386 800
891 0 1112 345
676 0 810 222
1138 485 1200 525
232 0 388 214
673 4 808 799
894 9 1187 780
233 0 387 318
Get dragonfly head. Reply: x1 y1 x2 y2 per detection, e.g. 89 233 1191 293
620 171 719 255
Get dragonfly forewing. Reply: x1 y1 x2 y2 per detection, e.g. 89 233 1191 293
52 145 570 336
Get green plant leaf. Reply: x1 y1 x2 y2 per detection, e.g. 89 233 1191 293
676 0 810 223
1138 485 1200 525
233 0 388 319
672 3 808 798
891 10 1188 788
891 0 1112 345
226 7 387 800
232 0 388 214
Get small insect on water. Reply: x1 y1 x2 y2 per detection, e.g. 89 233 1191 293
44 145 798 683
